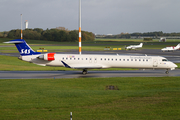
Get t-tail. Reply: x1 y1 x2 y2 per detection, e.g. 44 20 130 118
4 39 41 56
139 43 143 47
176 43 180 49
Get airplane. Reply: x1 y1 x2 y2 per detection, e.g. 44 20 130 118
125 43 143 50
4 39 177 74
161 43 180 52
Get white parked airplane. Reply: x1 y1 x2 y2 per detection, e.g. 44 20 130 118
125 43 143 50
161 43 180 52
4 39 177 74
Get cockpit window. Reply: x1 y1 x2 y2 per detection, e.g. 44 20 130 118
162 59 168 61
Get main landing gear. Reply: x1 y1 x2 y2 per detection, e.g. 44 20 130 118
82 69 88 75
165 69 169 74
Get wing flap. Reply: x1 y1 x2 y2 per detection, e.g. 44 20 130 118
61 61 102 69
72 65 102 69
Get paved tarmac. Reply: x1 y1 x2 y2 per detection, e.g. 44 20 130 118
0 69 180 79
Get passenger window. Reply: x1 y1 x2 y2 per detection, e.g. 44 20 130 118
78 58 79 60
119 59 121 61
127 59 129 61
131 59 133 61
101 58 102 60
86 58 88 60
112 59 113 61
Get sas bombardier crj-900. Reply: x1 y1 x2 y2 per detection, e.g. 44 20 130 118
4 39 177 74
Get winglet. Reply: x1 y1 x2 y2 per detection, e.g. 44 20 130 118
61 61 71 68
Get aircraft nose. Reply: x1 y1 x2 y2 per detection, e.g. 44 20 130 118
174 63 178 68
170 63 177 70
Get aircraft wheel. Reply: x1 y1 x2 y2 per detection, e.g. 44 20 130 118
165 70 169 74
82 69 87 75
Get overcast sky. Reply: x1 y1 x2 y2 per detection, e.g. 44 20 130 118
1 0 180 34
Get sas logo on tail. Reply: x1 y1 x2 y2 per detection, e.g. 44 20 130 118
21 49 31 54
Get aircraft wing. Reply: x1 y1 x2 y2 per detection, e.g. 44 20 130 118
61 61 102 69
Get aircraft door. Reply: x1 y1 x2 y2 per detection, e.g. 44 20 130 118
153 59 158 67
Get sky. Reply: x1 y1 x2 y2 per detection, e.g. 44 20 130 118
1 0 180 35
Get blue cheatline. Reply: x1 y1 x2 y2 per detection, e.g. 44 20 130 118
61 61 71 68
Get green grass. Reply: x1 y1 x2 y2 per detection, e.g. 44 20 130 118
0 77 180 120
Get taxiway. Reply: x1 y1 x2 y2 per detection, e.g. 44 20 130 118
0 69 180 79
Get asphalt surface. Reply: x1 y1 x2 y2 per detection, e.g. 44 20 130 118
0 49 180 79
0 69 180 79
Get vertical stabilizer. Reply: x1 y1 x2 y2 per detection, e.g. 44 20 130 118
4 39 41 56
140 43 143 47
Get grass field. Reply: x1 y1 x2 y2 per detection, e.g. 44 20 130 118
0 38 180 120
0 77 180 120
1 38 180 53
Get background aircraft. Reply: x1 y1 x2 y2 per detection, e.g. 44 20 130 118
4 39 177 74
161 43 180 52
125 43 143 50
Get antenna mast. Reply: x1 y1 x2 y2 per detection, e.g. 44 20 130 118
79 0 81 54
21 14 23 39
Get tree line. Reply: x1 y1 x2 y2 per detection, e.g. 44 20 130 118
3 27 95 42
2 29 180 40
96 31 180 39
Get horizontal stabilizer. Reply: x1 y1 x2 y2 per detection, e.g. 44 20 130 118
4 41 24 44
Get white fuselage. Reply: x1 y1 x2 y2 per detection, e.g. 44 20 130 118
20 54 177 70
126 43 143 50
161 46 179 52
161 44 180 52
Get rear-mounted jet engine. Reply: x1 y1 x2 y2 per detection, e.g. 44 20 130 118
38 53 55 61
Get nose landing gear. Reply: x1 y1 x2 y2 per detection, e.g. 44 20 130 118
165 69 169 74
